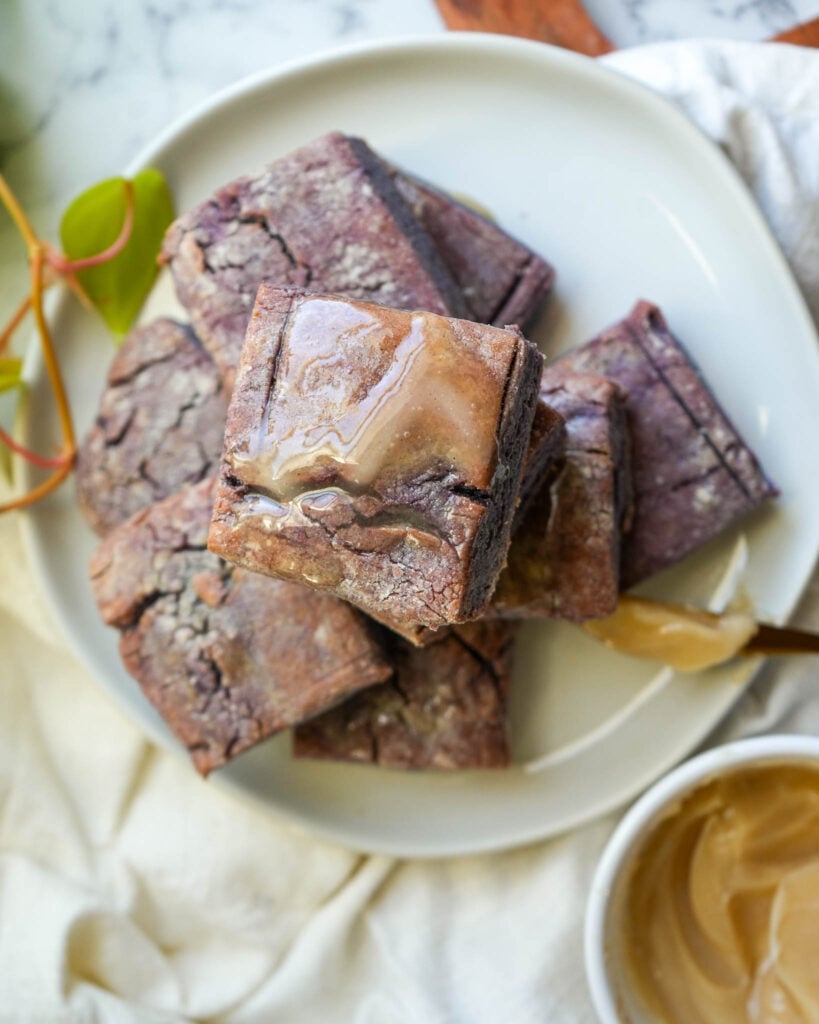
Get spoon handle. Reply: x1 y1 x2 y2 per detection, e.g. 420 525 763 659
744 623 819 657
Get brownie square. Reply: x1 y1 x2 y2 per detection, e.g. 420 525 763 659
389 168 555 327
492 371 632 621
161 131 467 387
89 478 392 775
555 301 777 586
293 620 515 770
208 286 543 640
76 318 228 535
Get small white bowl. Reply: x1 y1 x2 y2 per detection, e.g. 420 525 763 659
584 733 819 1024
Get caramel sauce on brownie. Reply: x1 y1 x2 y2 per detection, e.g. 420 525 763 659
234 296 503 502
211 285 542 634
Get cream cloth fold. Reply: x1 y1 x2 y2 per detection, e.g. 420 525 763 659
2 39 818 1024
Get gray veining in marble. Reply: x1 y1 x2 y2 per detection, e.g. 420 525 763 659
587 0 814 46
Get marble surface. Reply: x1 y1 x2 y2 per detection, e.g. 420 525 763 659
588 0 816 46
2 0 817 233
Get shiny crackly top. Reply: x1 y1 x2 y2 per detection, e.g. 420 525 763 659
623 763 819 1024
230 294 509 507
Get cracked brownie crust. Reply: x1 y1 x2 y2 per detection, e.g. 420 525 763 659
75 318 228 536
89 478 392 775
293 620 515 769
556 301 777 586
160 132 468 387
208 286 543 640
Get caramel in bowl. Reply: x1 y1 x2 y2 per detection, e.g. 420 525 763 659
585 736 819 1024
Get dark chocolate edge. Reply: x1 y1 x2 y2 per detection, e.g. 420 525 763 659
490 257 556 331
514 405 566 529
346 137 469 320
462 334 544 619
609 386 634 540
602 386 631 601
392 167 556 328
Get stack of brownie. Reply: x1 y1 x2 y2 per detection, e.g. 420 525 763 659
78 132 776 776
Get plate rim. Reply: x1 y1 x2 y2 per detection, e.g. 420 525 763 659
18 33 819 858
121 30 819 364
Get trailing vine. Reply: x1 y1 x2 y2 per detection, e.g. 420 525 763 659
0 169 173 513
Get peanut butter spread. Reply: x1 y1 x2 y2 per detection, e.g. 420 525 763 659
623 764 819 1024
583 596 758 671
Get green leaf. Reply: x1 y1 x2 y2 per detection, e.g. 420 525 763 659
0 356 22 395
59 168 175 341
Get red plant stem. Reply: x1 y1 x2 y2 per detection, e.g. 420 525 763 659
0 175 38 249
29 245 76 457
0 294 32 354
63 272 95 311
0 239 78 512
45 180 135 274
0 460 74 514
0 268 63 355
0 424 69 469
0 171 122 512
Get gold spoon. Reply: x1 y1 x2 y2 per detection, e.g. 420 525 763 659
582 596 819 673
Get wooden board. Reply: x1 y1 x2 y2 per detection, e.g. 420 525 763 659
433 1 819 54
432 0 612 56
771 16 819 47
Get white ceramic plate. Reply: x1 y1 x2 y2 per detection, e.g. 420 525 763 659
20 35 819 857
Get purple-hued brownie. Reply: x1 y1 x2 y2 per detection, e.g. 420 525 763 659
161 132 467 387
89 478 392 775
555 301 777 587
160 132 556 389
389 169 555 327
208 286 543 642
492 371 632 621
293 619 515 770
76 318 228 535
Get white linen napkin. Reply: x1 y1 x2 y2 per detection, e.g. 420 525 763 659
1 39 818 1024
